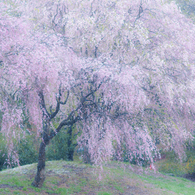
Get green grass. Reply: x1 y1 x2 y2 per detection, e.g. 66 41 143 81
97 192 112 195
0 160 194 194
0 188 11 193
138 174 195 195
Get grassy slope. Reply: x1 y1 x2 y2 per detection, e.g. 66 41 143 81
0 160 194 195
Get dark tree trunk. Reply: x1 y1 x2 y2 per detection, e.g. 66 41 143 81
31 142 46 187
31 89 80 187
67 147 74 161
32 119 50 188
67 125 74 161
83 145 91 164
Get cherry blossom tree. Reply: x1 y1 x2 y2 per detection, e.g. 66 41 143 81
1 0 195 187
23 0 195 158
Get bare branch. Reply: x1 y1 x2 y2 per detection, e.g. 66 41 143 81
50 86 69 119
38 90 50 118
60 90 69 105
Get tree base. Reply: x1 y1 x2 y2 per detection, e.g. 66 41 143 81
31 168 45 188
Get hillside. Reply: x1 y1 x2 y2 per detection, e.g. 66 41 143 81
0 161 195 195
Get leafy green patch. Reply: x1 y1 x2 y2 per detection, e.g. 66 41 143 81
158 160 186 176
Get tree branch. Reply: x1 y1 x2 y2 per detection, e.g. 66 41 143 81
38 90 50 118
59 90 69 105
50 89 69 120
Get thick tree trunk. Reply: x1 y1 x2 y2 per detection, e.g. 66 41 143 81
31 142 46 187
31 89 75 187
83 145 91 164
67 125 74 161
32 118 50 188
67 146 74 161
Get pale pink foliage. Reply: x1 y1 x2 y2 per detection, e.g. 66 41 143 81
1 0 195 167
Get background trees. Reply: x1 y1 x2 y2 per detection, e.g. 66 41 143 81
1 0 195 187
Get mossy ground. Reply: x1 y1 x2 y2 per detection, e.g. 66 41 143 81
0 160 194 195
